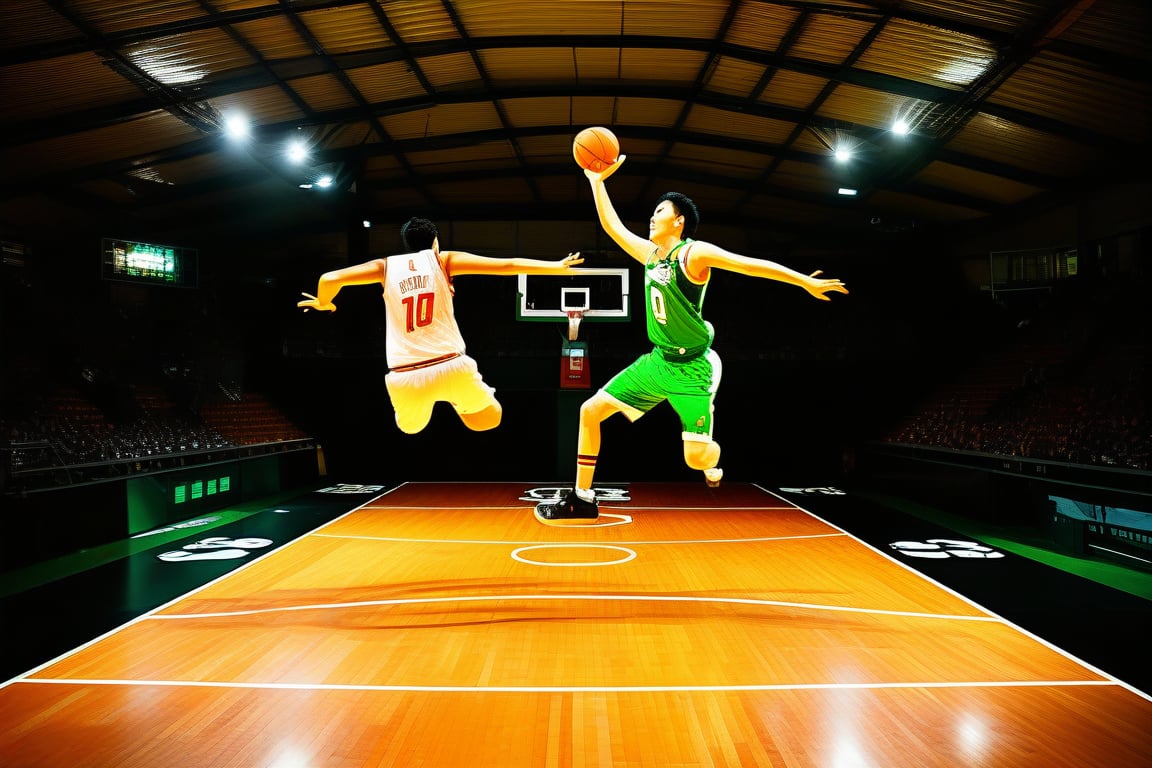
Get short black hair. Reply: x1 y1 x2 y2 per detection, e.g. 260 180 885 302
656 191 699 238
401 217 438 251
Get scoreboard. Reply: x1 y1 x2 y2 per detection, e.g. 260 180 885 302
102 237 198 288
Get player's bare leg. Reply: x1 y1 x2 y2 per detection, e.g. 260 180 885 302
684 439 723 487
536 391 621 521
575 393 623 492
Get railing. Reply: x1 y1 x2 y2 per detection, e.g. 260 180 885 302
2 438 316 495
865 441 1152 499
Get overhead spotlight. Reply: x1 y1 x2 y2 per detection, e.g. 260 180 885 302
834 147 852 163
362 220 372 228
298 162 343 192
892 118 910 136
838 188 858 196
223 113 250 140
286 139 308 164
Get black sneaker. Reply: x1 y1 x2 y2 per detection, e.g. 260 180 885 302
535 489 599 520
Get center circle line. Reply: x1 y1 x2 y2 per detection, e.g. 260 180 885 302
511 544 637 567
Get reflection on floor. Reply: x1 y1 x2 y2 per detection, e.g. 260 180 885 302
1 479 1149 696
0 482 384 682
780 484 1152 695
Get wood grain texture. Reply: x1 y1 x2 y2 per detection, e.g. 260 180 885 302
2 482 1149 767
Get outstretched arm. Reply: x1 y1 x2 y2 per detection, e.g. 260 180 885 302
584 156 651 263
443 250 584 277
685 242 848 301
297 258 387 312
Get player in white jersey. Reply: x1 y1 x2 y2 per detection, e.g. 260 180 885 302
299 217 583 434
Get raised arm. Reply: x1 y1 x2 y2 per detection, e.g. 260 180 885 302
584 156 652 263
297 258 387 312
442 250 584 277
685 242 849 301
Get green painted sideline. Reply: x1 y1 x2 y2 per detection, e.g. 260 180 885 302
859 491 1152 602
0 490 304 598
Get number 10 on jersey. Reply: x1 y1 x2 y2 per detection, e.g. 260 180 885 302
402 292 435 332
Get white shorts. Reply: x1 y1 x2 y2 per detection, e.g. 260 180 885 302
385 354 497 433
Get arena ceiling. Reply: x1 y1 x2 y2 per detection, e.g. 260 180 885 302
1 0 1149 244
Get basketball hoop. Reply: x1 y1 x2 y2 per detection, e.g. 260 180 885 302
566 310 583 341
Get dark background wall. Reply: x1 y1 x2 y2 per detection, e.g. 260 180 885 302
2 181 1148 488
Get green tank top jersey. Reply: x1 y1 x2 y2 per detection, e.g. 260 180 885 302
644 239 714 358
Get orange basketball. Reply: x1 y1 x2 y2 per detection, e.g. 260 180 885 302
572 126 620 172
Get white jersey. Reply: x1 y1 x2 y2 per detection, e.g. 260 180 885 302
382 249 466 369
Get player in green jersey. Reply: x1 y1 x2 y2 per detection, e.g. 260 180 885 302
536 155 849 521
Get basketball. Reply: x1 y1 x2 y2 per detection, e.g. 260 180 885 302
572 126 619 172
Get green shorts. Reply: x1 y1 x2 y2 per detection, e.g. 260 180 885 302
601 349 722 441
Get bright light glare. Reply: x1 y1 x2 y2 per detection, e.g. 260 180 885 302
892 118 910 135
832 738 869 768
128 46 207 85
223 114 250 140
957 714 989 758
267 748 310 768
286 140 308 164
834 148 851 163
362 220 372 228
938 56 994 86
316 175 334 188
838 188 857 196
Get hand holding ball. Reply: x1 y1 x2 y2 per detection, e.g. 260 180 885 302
573 126 620 172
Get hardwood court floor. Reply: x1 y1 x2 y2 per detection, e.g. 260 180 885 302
1 482 1149 767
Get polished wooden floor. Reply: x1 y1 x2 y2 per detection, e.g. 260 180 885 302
2 482 1149 767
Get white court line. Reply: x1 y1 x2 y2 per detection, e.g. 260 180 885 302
360 505 794 510
313 532 847 545
364 505 554 509
592 505 795 510
512 545 637 566
16 677 1120 694
11 483 1142 705
10 483 1141 706
0 484 404 691
756 484 1152 705
148 592 997 622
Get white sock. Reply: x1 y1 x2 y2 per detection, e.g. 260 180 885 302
575 487 596 502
